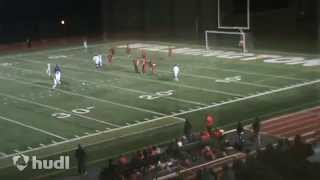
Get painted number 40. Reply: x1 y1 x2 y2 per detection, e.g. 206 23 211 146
52 106 95 119
139 90 174 100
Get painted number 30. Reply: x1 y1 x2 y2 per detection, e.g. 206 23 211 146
139 90 174 100
52 106 94 119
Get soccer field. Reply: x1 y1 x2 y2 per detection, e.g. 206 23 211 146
0 41 319 177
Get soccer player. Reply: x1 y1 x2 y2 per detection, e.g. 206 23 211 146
93 55 102 69
83 39 88 50
52 64 62 89
46 63 51 77
168 46 173 57
110 48 115 56
141 50 148 74
107 54 113 64
132 59 140 73
142 58 148 74
126 43 131 57
173 64 180 81
149 61 157 75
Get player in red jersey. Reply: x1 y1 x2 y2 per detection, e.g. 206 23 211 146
149 61 157 75
132 59 140 73
141 58 148 74
126 44 131 57
107 54 113 64
168 46 173 57
141 49 147 60
109 48 115 56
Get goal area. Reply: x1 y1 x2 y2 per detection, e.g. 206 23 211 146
205 30 248 53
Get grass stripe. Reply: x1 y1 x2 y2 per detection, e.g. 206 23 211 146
0 92 121 128
0 76 166 117
0 115 67 140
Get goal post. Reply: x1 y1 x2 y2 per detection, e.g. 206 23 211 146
205 30 248 53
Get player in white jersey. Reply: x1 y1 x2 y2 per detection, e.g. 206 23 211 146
93 55 103 69
83 40 88 50
52 64 62 89
173 64 180 81
46 63 51 77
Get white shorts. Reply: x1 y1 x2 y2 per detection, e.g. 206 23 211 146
55 72 61 82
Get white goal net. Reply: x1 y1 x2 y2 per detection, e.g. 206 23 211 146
205 30 248 53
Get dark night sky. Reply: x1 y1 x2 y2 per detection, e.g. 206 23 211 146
0 0 100 23
0 0 317 43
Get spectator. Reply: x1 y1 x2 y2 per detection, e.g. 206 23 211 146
184 119 192 140
75 144 87 175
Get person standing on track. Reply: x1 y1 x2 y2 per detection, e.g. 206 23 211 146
75 144 87 175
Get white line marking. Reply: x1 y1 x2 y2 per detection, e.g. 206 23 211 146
40 144 45 147
147 79 320 122
18 57 243 98
0 92 121 128
0 115 67 140
0 152 6 157
0 76 170 118
27 147 33 150
189 65 307 81
7 64 208 106
14 150 19 153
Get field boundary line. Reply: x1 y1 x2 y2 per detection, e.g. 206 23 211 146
0 43 106 59
178 63 307 82
148 79 320 121
0 92 121 128
4 65 207 107
31 121 183 180
0 117 183 169
0 115 67 140
0 76 168 117
259 106 320 126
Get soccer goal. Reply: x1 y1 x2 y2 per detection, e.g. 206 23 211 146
205 30 248 53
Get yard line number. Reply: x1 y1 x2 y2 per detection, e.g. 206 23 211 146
139 90 175 100
52 106 95 119
215 76 242 83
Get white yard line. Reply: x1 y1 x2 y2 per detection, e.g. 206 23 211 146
0 118 183 169
0 78 318 168
0 76 168 117
24 56 244 97
148 79 320 122
100 54 279 89
159 68 277 89
6 65 207 106
0 92 121 128
187 65 307 82
0 115 67 140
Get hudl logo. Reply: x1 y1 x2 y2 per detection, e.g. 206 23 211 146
12 154 70 171
12 154 29 171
